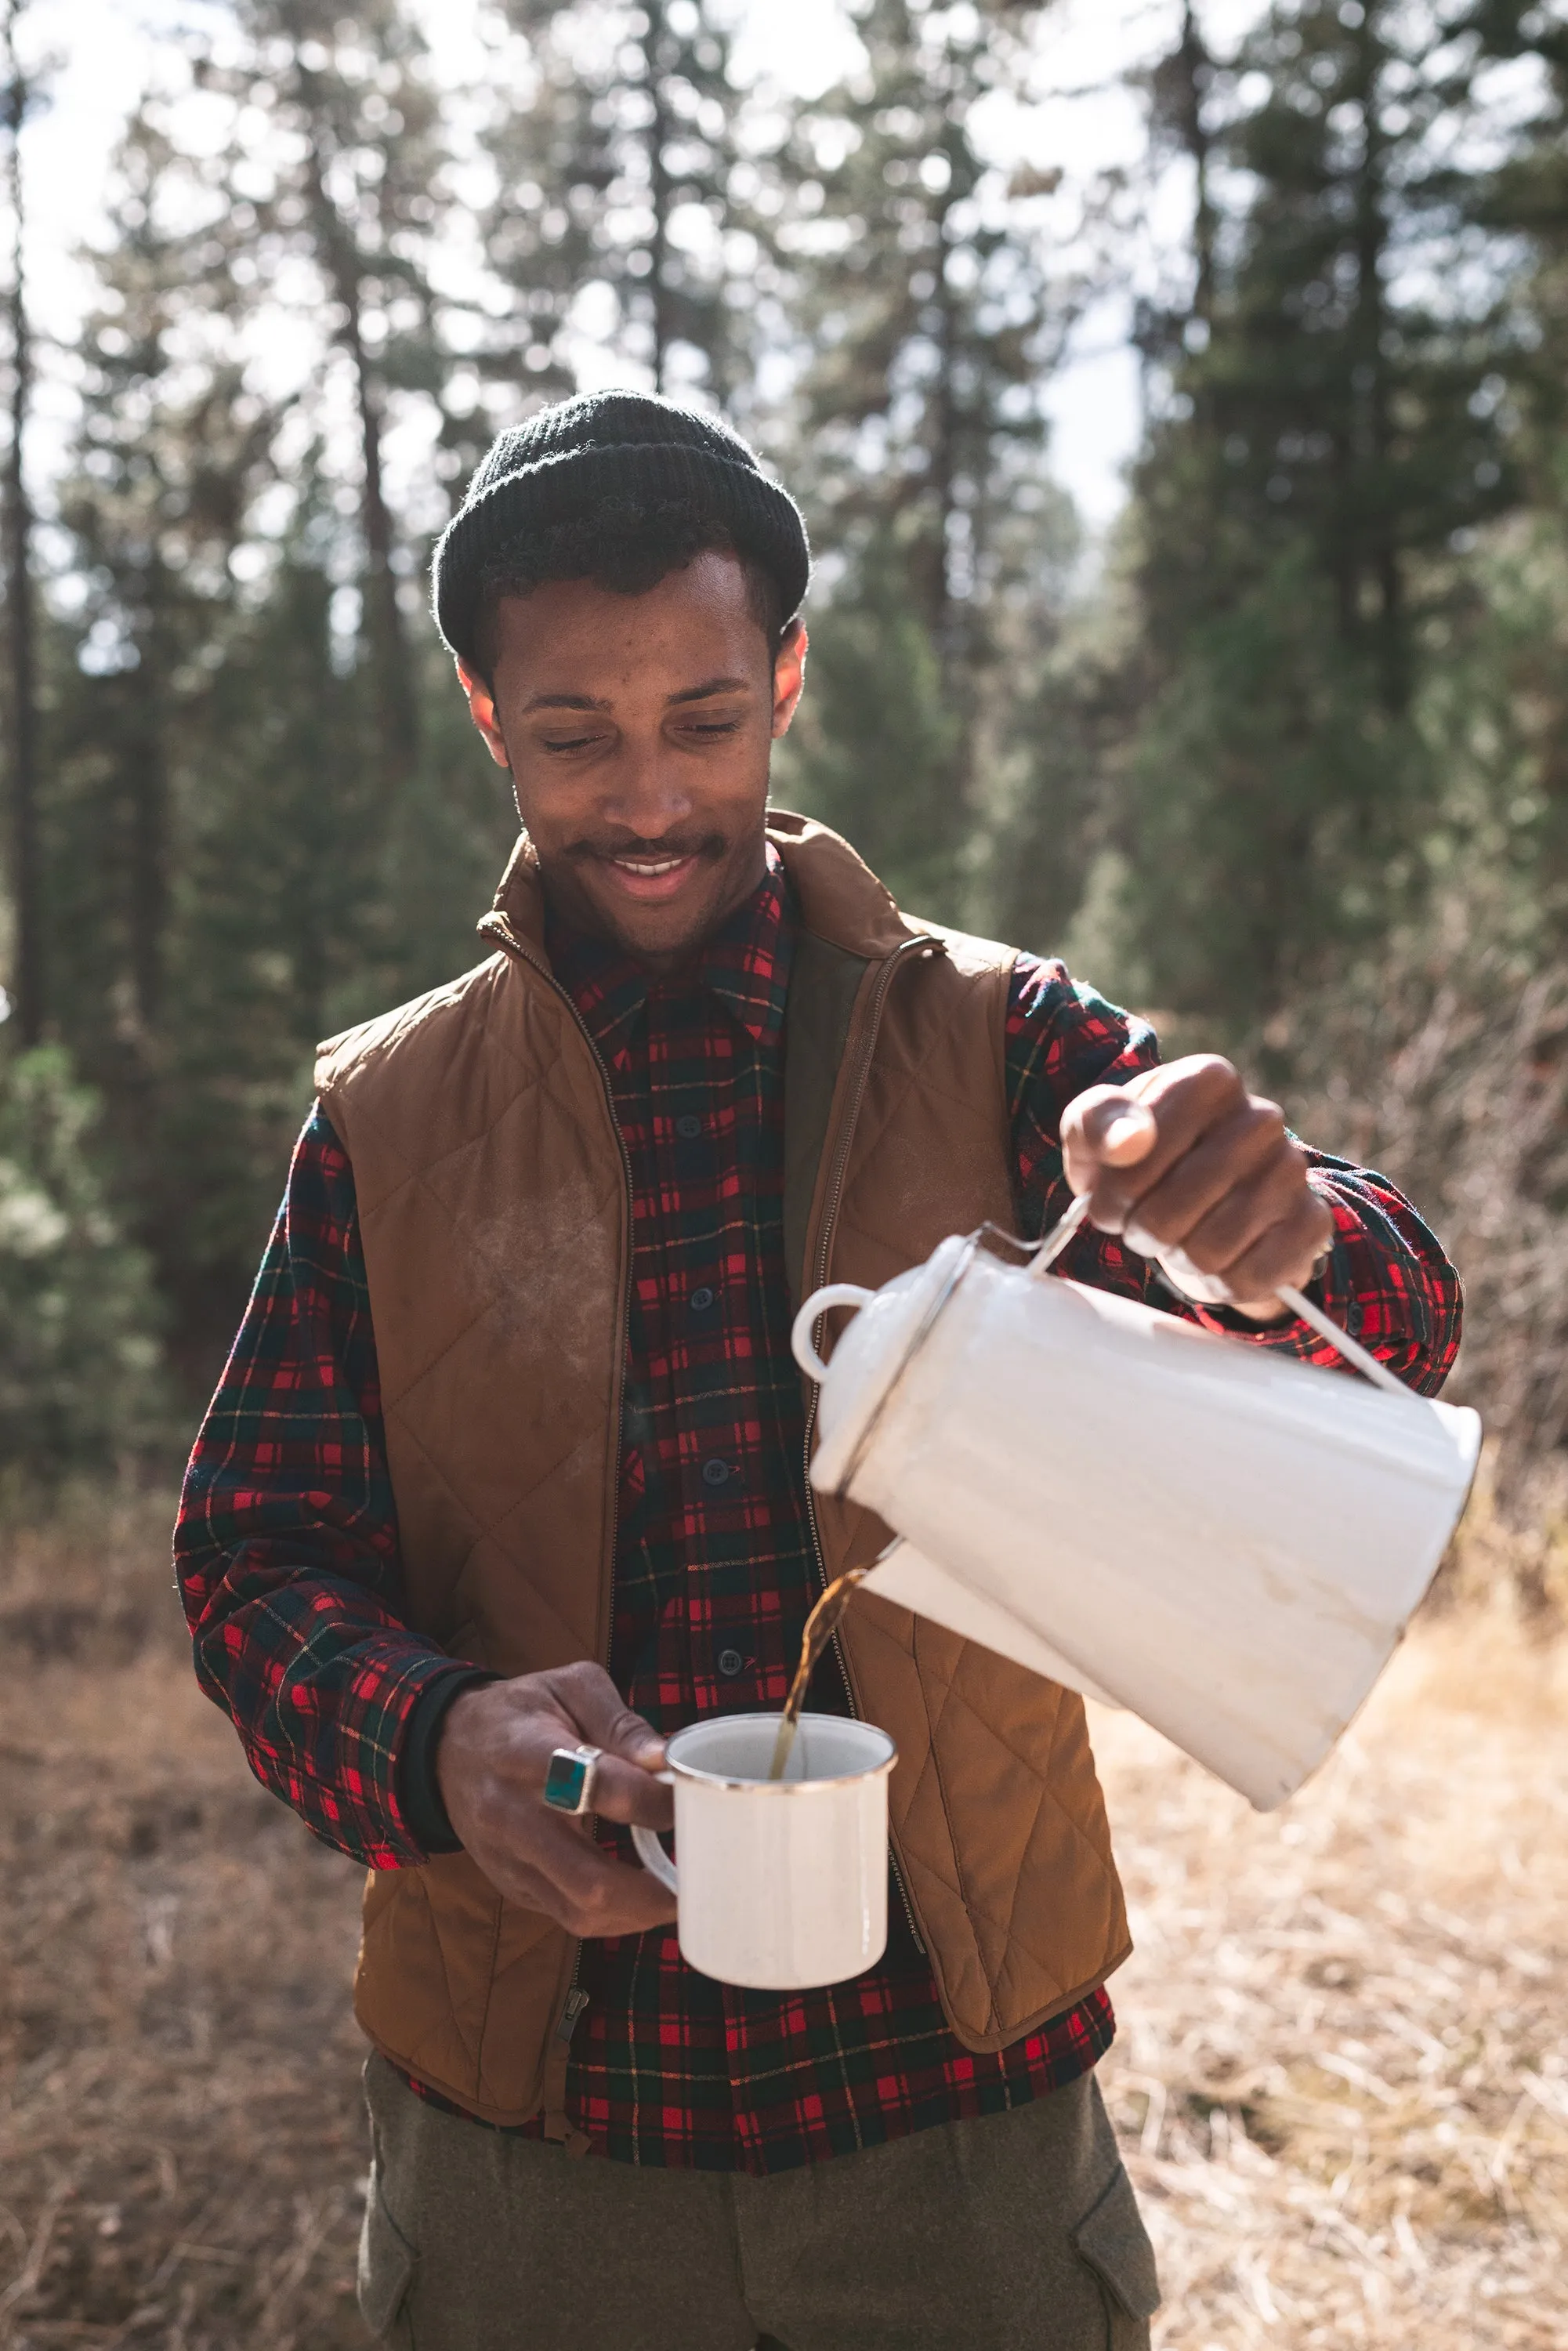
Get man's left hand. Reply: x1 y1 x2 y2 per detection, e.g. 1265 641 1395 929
1059 1056 1333 1322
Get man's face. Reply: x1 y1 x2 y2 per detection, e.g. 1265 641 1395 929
458 551 806 972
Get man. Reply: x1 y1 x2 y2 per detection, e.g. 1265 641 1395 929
176 392 1460 2351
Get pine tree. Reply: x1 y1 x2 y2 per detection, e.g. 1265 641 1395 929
58 105 281 1042
203 0 459 784
484 0 766 408
2 0 42 1044
1114 0 1521 1023
0 1046 167 1473
49 93 304 1350
1468 0 1568 475
771 0 1078 916
1465 1 1568 908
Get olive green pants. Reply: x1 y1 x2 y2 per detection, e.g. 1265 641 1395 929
357 2052 1159 2350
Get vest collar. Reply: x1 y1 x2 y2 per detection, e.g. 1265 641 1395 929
484 809 923 968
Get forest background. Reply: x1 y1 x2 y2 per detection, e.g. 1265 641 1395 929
1 0 1566 1569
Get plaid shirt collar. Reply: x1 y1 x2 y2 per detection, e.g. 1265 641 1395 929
544 841 795 1056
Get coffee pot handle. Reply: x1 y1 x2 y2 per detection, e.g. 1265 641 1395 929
1034 1191 1407 1399
791 1285 877 1383
1273 1283 1407 1396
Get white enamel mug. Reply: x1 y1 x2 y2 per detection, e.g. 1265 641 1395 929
630 1712 896 1989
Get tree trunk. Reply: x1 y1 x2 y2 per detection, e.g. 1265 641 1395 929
294 63 418 784
340 262 418 773
643 0 673 392
3 1 40 1044
1178 3 1218 329
1350 6 1405 714
125 581 169 1030
926 178 978 822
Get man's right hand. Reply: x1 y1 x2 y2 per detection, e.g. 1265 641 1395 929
434 1663 678 1937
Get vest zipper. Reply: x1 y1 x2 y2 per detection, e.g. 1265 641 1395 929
483 910 636 2057
486 912 930 1983
799 934 935 1959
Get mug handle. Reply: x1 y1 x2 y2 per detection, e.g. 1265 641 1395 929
631 1824 678 1894
631 1770 679 1893
791 1284 877 1382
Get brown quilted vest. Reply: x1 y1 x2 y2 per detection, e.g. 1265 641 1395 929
315 810 1129 2128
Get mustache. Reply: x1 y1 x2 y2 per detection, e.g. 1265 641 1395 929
563 832 729 867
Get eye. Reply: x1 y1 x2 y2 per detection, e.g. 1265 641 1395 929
683 717 743 737
542 730 605 753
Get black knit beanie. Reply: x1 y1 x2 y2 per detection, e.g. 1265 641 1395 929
431 391 811 666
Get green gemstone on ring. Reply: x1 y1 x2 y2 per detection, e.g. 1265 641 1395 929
543 1748 591 1811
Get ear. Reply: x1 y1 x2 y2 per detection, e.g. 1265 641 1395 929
456 659 511 769
770 621 807 741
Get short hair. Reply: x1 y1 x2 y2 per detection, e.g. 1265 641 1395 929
469 501 790 684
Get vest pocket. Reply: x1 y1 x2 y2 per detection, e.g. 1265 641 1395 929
1071 2162 1161 2335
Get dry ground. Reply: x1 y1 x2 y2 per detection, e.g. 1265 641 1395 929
1093 1614 1568 2349
1 1491 1564 2349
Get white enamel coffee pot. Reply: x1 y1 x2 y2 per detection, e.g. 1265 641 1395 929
791 1215 1481 1811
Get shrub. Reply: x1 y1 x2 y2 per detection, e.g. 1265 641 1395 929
0 1045 168 1475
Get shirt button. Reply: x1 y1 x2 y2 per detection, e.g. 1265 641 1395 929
717 1648 744 1679
701 1458 731 1488
690 1286 716 1313
675 1114 703 1139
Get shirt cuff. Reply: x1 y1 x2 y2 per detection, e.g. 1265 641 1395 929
397 1668 498 1856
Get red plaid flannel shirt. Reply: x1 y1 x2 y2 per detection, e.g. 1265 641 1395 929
176 855 1461 2172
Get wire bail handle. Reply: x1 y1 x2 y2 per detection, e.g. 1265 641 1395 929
1028 1190 1403 1396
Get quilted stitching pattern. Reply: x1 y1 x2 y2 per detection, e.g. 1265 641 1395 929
826 944 1129 2052
326 945 623 2117
332 821 1128 2121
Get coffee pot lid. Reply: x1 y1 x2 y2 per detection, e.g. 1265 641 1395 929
803 1232 978 1498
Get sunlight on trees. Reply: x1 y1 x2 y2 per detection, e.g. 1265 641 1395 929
0 0 1564 1479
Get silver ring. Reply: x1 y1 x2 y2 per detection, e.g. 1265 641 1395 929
542 1744 603 1815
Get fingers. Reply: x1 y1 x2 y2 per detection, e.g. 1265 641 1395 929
1058 1053 1333 1308
1223 1187 1334 1308
1155 1136 1311 1274
534 1813 679 1936
543 1661 672 1829
1061 1057 1242 1225
1071 1087 1159 1173
582 1757 675 1831
1139 1150 1330 1301
547 1661 666 1767
480 1818 679 1936
432 1669 682 1933
1122 1100 1293 1262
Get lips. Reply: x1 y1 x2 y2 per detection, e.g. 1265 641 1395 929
567 835 724 907
601 851 705 904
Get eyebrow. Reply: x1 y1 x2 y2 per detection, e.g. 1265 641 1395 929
667 676 750 706
520 676 751 716
521 691 610 715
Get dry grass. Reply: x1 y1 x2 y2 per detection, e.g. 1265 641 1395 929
1095 1603 1568 2349
0 1494 368 2350
2 1493 1565 2349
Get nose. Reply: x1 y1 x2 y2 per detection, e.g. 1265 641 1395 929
598 735 695 844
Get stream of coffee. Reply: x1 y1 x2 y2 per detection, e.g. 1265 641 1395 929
767 1567 873 1780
